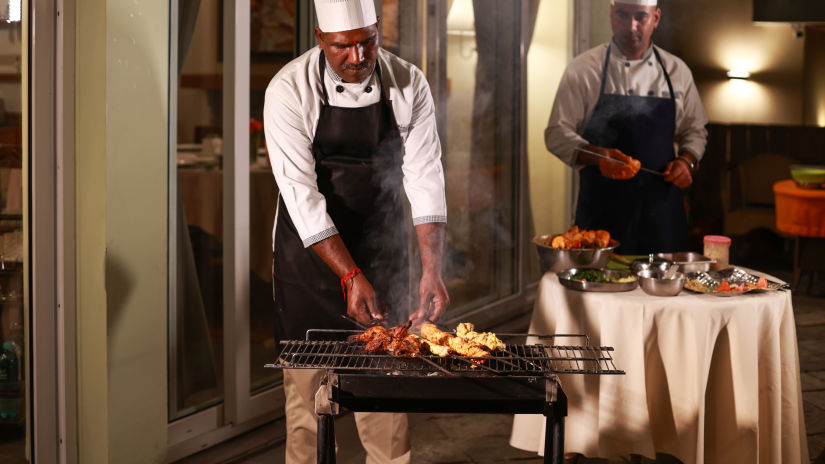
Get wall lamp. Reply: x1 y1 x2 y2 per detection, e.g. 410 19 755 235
726 69 751 80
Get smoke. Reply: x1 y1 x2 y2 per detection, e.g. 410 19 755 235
361 133 411 325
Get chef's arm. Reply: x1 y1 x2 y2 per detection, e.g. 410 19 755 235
311 234 382 324
409 222 450 324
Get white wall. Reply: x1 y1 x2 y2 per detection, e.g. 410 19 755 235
656 0 805 124
76 0 169 462
527 0 573 236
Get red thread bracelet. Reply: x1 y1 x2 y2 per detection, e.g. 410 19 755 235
340 267 361 299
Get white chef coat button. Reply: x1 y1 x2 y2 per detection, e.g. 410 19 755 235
647 90 654 96
365 85 373 93
628 89 634 95
648 61 653 66
335 85 344 93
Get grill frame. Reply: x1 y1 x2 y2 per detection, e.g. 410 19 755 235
267 332 624 377
265 329 623 464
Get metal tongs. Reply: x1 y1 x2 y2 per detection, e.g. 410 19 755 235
578 147 666 177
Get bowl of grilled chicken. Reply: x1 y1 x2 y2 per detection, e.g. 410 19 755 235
534 226 618 274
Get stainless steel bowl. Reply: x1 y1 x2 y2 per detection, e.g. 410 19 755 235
533 237 619 273
631 257 673 275
651 252 715 273
637 269 685 297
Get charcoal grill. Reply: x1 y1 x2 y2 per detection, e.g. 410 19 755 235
266 329 623 464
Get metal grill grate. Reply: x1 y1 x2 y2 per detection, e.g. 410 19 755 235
266 339 623 377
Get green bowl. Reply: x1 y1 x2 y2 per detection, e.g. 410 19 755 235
790 165 825 188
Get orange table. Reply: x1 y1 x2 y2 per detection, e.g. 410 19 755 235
773 179 825 291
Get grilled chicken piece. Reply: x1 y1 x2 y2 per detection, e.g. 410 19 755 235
446 336 489 358
420 323 489 358
351 322 422 356
414 335 450 357
420 323 452 345
455 322 505 352
392 334 423 357
387 320 412 339
348 325 388 343
364 329 391 352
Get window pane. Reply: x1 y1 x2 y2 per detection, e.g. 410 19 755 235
248 0 296 394
442 0 523 312
171 0 224 421
0 8 25 462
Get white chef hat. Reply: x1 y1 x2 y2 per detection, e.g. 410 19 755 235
612 0 658 6
314 0 377 33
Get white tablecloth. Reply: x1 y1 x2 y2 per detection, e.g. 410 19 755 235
510 271 808 464
178 165 278 281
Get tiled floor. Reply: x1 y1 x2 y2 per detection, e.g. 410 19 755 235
178 271 825 464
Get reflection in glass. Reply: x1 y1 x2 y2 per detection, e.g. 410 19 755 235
247 0 297 390
0 8 24 463
171 0 224 420
441 0 526 312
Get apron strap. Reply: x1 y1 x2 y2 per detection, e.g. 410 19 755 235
318 52 330 105
652 46 675 100
599 44 612 97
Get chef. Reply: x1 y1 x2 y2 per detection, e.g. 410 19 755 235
263 0 448 461
545 0 708 254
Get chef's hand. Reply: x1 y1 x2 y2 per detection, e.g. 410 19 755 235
598 148 641 180
664 156 694 188
409 271 450 325
345 273 384 325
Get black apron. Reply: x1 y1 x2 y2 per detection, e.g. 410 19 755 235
576 45 687 254
273 53 409 341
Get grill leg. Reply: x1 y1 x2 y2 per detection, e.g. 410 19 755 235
317 414 336 464
543 387 567 464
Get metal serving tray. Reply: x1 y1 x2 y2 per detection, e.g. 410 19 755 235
651 252 716 273
558 268 639 292
684 267 789 296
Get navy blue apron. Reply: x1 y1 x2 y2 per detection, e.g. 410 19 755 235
272 53 409 341
576 44 687 254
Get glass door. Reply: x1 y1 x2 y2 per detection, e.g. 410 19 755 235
168 0 291 457
384 0 537 327
0 0 26 462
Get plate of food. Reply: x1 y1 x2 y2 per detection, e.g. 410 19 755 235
558 268 639 292
683 268 788 296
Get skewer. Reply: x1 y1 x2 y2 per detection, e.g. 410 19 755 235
577 147 666 177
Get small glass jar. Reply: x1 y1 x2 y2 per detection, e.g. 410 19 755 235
703 235 731 269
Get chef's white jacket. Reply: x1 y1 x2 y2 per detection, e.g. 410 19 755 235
264 47 447 247
546 41 708 167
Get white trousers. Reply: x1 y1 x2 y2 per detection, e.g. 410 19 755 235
283 368 411 464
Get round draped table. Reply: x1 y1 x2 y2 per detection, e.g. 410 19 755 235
774 179 825 291
509 271 807 464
